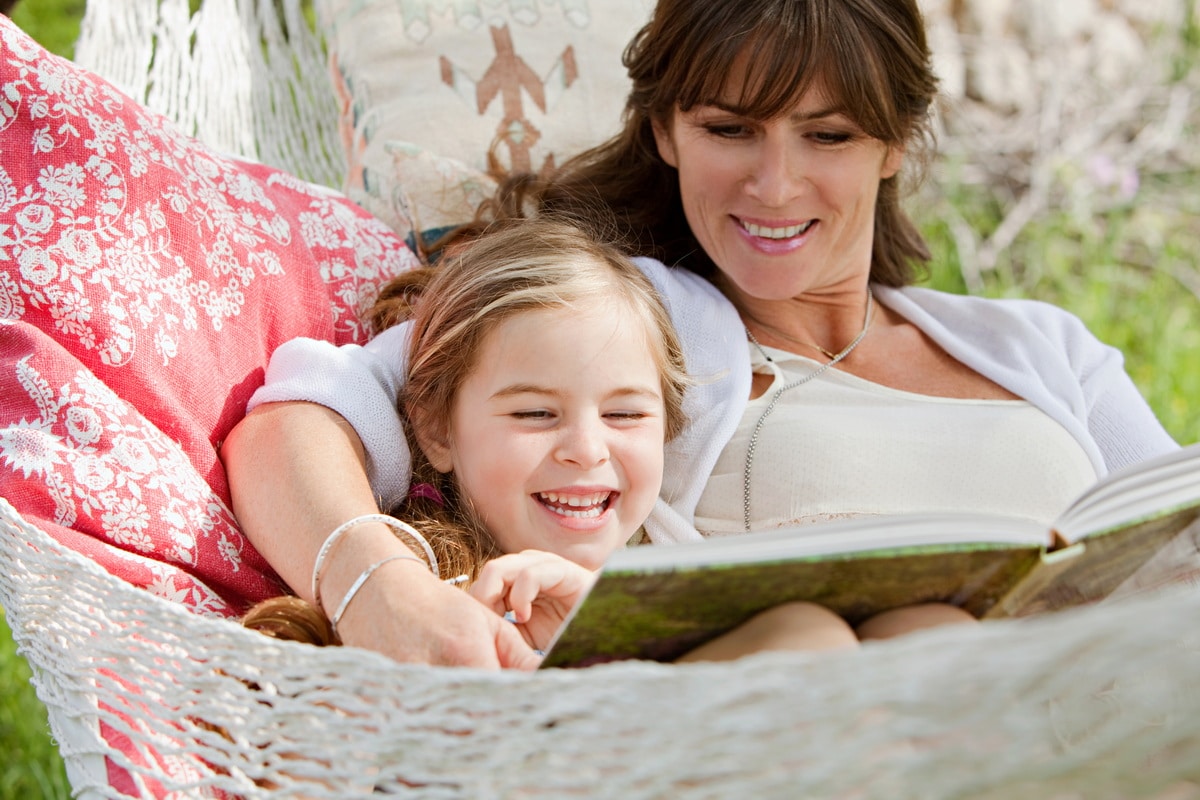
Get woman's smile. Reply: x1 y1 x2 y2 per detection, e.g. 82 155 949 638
734 215 818 255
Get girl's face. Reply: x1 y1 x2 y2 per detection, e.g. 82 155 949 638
421 300 667 571
652 80 903 303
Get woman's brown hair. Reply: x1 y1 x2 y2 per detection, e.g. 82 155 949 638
526 0 938 286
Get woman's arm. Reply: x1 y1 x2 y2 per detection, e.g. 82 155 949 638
221 400 539 669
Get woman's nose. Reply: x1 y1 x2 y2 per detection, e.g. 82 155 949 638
554 420 610 468
745 133 805 207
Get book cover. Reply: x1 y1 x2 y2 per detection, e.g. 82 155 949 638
540 443 1200 668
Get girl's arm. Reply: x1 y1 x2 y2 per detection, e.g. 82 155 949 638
221 401 539 669
469 551 600 654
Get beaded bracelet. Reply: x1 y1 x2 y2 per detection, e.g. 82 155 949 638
311 513 440 614
329 554 424 640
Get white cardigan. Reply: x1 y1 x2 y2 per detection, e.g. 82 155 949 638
249 257 1178 544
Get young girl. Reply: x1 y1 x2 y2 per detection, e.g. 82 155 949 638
244 218 862 660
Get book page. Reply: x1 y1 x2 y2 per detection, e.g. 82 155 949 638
1057 443 1200 541
603 512 1050 574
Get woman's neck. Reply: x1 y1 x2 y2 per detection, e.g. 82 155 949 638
733 283 875 360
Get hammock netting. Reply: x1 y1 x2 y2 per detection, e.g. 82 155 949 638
2 0 1199 796
4 498 1200 798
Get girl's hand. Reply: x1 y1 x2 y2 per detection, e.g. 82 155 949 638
469 550 599 653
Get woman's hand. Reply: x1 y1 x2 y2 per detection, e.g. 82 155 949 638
223 401 539 670
469 550 599 654
332 557 542 670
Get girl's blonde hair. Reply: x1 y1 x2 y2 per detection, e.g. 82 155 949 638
245 217 690 645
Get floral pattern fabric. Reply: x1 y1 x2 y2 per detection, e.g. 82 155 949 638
0 16 420 617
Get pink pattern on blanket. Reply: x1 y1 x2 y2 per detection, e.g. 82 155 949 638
0 17 419 616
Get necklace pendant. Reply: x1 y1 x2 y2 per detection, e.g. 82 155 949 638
742 289 875 531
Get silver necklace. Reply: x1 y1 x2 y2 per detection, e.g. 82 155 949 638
742 289 874 532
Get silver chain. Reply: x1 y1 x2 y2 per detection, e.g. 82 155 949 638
742 290 874 532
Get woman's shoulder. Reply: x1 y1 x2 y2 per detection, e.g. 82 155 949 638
883 285 1101 346
632 257 729 302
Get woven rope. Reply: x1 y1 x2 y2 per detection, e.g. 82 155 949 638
3 498 1200 798
73 0 344 189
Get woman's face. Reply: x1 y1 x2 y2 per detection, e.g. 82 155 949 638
652 82 903 302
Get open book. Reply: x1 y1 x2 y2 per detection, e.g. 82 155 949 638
540 442 1200 668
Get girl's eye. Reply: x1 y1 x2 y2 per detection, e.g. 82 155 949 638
605 411 649 422
511 410 552 420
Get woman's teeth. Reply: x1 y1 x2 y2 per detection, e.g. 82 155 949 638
742 220 814 239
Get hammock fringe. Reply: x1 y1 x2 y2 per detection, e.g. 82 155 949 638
73 0 344 188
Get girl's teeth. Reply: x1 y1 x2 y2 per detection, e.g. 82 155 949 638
538 491 611 517
743 220 813 239
540 491 609 507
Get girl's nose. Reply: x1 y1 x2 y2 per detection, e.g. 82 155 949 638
554 420 610 468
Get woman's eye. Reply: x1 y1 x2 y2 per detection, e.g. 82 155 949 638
811 130 854 145
702 122 752 139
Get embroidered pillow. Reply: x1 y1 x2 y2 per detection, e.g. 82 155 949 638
316 0 654 245
0 17 420 617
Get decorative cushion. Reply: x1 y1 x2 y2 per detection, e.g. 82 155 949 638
316 0 654 248
0 17 420 618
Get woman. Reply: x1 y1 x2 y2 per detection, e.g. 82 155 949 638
221 0 1177 667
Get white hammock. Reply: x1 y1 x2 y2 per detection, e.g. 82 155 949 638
73 0 344 188
2 0 1198 796
5 496 1200 798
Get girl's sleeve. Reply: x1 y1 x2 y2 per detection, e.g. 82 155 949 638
247 325 415 510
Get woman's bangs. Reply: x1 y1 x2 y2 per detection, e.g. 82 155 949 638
680 22 825 120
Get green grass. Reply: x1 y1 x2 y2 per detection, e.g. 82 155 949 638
0 612 70 800
7 0 85 58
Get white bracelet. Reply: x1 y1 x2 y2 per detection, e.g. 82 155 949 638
329 554 423 640
383 517 441 580
311 514 440 614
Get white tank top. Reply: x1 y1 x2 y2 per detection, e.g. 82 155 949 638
694 342 1098 535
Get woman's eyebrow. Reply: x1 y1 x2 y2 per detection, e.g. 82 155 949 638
706 100 845 122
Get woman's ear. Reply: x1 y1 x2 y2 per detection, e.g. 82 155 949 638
651 117 679 168
412 418 454 473
882 144 905 180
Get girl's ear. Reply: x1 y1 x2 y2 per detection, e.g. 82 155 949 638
413 419 454 473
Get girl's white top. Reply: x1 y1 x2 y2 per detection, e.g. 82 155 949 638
249 257 1179 544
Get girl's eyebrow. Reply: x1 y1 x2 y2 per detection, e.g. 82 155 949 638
489 384 663 401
